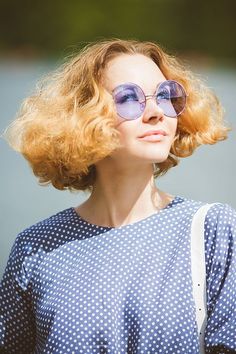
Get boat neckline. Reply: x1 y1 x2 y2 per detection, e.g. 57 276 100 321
71 195 185 231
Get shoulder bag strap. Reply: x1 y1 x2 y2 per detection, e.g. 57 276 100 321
190 203 217 354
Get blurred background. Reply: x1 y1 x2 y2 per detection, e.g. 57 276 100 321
0 0 236 278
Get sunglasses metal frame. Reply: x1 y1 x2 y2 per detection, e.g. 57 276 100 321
112 80 188 119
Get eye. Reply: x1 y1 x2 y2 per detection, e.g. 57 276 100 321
115 89 139 104
157 88 170 100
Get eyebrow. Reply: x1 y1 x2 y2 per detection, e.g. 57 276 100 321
111 81 165 94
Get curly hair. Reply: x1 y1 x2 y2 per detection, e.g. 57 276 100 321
3 38 231 192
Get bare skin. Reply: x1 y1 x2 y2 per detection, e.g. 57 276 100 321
76 174 175 228
75 54 177 228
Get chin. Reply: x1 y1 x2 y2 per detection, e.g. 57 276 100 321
138 152 170 164
153 154 170 163
133 143 171 161
114 147 171 164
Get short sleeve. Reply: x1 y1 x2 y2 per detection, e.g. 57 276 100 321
204 203 236 353
0 233 36 353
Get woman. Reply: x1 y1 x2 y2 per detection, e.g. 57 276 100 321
0 39 235 353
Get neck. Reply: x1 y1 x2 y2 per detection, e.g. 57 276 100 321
77 160 174 228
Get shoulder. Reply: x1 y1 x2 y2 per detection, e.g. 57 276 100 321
170 195 206 219
204 202 236 242
173 196 236 236
11 207 79 260
3 207 80 288
174 195 236 222
183 199 236 246
205 202 236 225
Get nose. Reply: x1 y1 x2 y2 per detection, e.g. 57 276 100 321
141 96 164 123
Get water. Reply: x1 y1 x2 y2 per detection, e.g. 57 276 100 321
0 60 236 277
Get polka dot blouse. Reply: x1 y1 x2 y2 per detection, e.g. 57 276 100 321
0 196 235 353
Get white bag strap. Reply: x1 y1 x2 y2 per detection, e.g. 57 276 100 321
190 203 217 354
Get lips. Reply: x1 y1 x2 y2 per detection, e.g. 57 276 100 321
139 130 167 138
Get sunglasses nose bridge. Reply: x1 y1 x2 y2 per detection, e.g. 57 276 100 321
142 94 165 119
145 94 155 101
144 94 159 107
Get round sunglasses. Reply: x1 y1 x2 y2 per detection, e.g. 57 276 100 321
112 80 187 120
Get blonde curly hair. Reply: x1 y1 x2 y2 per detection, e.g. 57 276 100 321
4 38 231 192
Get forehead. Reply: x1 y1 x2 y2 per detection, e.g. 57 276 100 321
102 54 166 92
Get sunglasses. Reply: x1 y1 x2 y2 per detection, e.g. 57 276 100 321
112 80 187 120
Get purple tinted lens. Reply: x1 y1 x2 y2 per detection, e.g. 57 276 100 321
112 81 187 120
112 83 145 119
157 80 186 117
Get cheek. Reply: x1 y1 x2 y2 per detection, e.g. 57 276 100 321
168 119 178 137
115 121 136 144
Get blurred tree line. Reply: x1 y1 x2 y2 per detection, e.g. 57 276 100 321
0 0 235 62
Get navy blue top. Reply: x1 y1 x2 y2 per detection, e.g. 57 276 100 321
0 196 236 353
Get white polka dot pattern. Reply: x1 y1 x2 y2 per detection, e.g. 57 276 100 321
0 196 235 353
